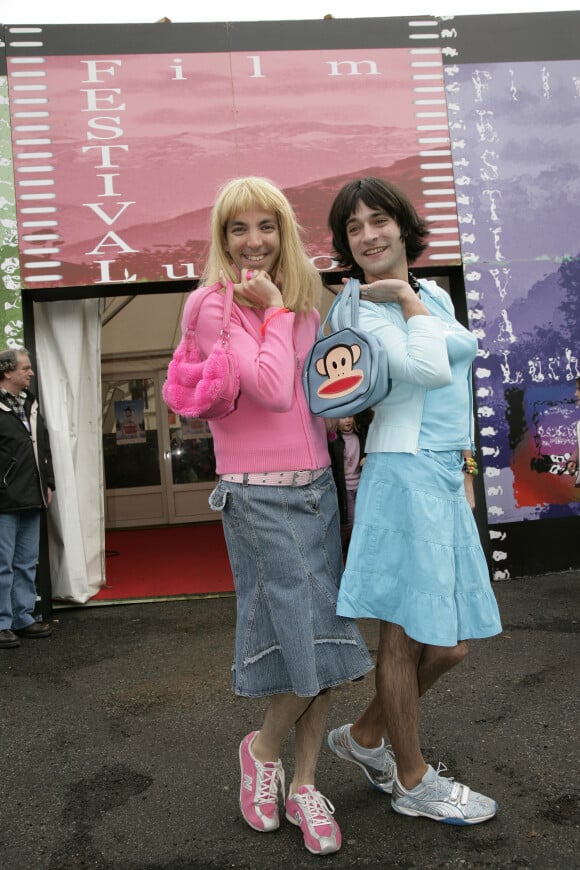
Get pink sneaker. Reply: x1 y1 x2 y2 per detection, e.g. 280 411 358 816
285 785 342 855
239 731 285 832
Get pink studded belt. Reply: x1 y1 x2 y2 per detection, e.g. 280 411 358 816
220 468 327 487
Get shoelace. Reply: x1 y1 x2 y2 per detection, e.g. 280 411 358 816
300 789 336 828
257 763 285 805
433 762 470 806
379 745 395 774
433 760 449 784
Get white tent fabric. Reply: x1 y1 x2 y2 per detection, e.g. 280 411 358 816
34 298 105 603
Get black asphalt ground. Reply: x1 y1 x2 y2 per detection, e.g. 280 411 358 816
1 571 578 869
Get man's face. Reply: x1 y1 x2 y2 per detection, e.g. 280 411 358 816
3 353 34 395
346 201 408 283
224 208 281 277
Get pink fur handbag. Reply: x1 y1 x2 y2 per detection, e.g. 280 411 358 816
162 280 240 420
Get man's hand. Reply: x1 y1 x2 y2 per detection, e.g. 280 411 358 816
353 277 430 320
357 277 414 304
222 268 284 309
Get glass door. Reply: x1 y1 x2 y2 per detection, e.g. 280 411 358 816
102 375 168 527
102 370 218 528
161 376 218 524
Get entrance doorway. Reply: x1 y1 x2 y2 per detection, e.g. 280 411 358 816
102 371 217 528
100 290 218 531
26 284 228 605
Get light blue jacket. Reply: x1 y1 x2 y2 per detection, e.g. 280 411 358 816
335 279 472 454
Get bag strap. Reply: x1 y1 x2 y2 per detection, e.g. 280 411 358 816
183 279 235 346
318 277 361 337
219 279 235 349
343 278 361 329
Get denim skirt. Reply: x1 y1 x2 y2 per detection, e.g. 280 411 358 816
336 451 502 647
209 468 373 698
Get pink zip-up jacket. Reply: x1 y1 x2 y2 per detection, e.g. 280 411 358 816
184 286 330 475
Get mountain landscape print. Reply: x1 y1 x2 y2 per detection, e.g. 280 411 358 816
448 57 580 523
8 45 456 288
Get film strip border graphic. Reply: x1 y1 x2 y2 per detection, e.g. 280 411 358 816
4 27 62 286
407 17 460 266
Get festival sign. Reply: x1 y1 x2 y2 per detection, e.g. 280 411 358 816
3 18 460 290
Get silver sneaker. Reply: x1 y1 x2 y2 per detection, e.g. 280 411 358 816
327 724 396 794
392 763 498 825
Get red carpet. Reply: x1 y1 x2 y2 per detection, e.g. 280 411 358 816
95 522 234 602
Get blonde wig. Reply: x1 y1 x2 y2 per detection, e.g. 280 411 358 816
200 176 322 313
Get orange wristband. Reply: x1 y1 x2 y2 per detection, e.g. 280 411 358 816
260 307 290 336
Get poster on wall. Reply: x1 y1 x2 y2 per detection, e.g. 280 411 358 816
2 18 460 290
508 382 580 504
443 13 580 548
114 399 146 444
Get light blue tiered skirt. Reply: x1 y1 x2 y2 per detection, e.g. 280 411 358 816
336 450 502 646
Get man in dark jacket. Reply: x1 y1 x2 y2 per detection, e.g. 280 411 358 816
0 348 55 648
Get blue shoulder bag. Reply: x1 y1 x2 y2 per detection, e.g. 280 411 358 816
302 278 391 417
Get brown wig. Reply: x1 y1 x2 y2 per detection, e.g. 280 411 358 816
328 176 429 276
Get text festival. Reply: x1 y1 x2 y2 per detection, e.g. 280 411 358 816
79 56 381 283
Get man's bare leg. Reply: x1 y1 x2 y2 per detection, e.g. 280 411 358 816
418 640 468 695
373 622 426 789
350 695 387 749
251 690 332 789
292 689 331 790
252 692 317 764
350 631 468 749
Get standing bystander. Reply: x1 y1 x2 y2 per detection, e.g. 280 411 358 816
0 348 54 649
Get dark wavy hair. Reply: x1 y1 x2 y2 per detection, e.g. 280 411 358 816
329 177 429 276
0 348 29 378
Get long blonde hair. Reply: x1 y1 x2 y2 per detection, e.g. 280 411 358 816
200 176 322 313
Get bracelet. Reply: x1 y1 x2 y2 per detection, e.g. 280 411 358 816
462 457 479 476
260 307 290 336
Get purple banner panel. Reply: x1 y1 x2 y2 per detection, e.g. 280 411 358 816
447 59 580 526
